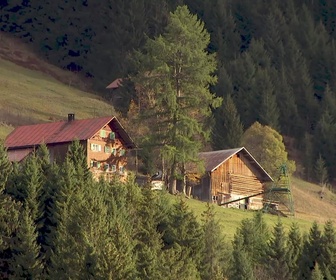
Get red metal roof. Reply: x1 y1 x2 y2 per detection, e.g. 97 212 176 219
5 116 136 149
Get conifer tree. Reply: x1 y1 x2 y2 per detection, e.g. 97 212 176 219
9 205 43 279
134 189 164 279
265 219 290 280
200 203 228 280
21 154 43 224
298 222 323 279
47 158 86 278
320 220 336 278
315 154 329 186
0 144 19 278
66 139 91 181
229 53 257 128
131 5 221 193
211 94 243 150
229 233 255 280
314 110 336 179
311 263 324 280
287 222 302 279
162 199 203 273
0 141 12 192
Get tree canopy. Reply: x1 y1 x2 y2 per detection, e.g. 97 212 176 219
131 5 221 193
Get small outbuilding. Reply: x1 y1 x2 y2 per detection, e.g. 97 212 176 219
190 147 273 210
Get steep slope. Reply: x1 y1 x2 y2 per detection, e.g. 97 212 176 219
0 32 116 141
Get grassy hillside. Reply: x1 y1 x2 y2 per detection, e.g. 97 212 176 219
181 176 336 240
0 58 115 140
0 34 335 240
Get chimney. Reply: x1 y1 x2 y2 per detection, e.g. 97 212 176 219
68 113 75 122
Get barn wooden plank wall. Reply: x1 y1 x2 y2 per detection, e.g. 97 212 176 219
211 154 264 207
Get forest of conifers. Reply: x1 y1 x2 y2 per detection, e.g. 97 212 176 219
2 0 336 182
0 141 335 279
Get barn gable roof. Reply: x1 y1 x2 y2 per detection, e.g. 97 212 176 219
199 147 273 182
5 116 136 149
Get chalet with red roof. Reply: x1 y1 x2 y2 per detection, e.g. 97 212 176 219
5 114 136 179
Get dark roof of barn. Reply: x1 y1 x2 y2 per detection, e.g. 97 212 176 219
5 116 136 149
199 147 273 182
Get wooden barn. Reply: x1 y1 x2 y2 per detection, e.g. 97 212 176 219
5 114 136 180
190 147 273 210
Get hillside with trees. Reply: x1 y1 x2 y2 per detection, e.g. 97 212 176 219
2 0 336 187
0 140 335 279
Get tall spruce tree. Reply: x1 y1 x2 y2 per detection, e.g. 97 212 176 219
0 142 20 278
287 222 302 279
320 220 336 279
131 5 221 193
0 141 12 192
265 219 290 280
211 94 243 150
9 205 43 279
298 222 324 279
200 203 228 280
229 233 255 280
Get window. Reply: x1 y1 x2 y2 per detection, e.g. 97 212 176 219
119 149 125 156
111 165 116 172
97 162 101 168
90 143 101 152
111 148 117 156
104 145 111 153
104 163 109 171
119 166 124 174
109 132 115 140
100 130 106 138
92 161 98 168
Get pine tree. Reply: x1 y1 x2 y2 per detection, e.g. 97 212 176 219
134 189 164 279
47 159 86 278
0 199 20 278
314 110 336 180
66 139 91 182
298 222 323 279
287 222 302 279
236 211 269 267
320 220 336 278
9 206 43 279
229 233 255 280
131 5 221 193
265 218 290 280
0 141 12 192
315 154 329 186
200 203 228 280
311 263 324 280
211 94 243 150
162 199 203 273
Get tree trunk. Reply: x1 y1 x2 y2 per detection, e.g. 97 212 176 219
169 161 177 194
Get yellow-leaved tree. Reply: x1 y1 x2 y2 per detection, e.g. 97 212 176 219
242 122 295 178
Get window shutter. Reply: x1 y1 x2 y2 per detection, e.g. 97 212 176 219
90 143 94 150
112 148 116 156
109 132 115 140
98 145 101 152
